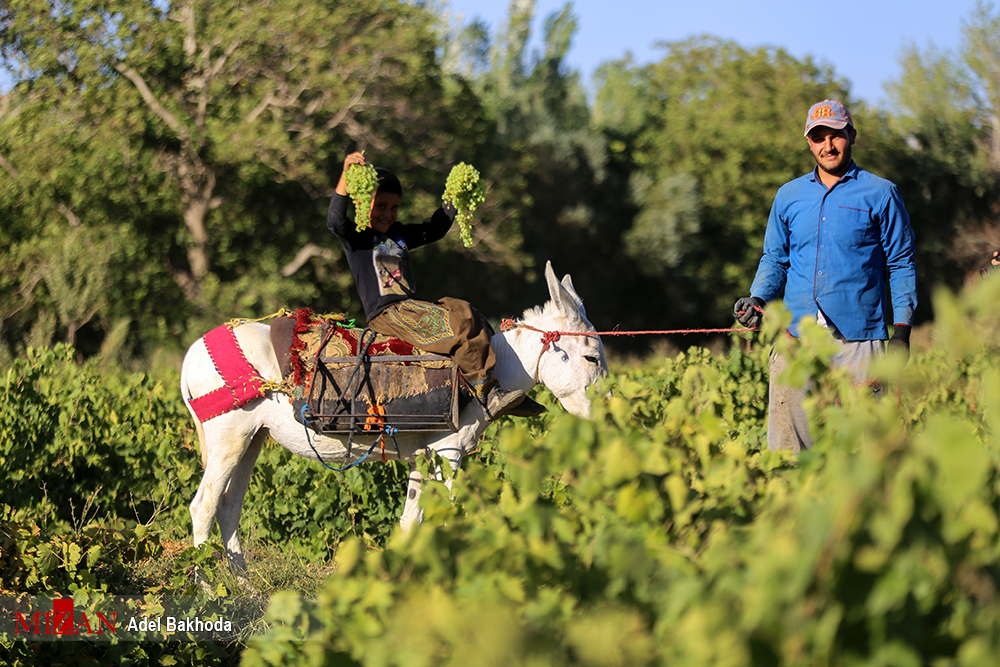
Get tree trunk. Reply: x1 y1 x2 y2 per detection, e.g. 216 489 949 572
184 196 212 283
173 155 221 301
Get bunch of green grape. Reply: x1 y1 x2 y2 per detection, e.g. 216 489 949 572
344 163 380 232
443 162 487 247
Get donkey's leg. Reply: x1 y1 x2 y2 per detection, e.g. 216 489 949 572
399 463 425 533
398 439 466 533
433 440 465 495
190 427 254 547
215 428 266 573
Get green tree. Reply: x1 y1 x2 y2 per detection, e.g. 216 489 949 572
594 36 847 330
0 0 457 356
0 0 449 288
877 1 1000 290
432 1 631 325
962 0 1000 171
623 172 702 272
0 87 178 358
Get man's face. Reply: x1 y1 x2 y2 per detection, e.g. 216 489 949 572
806 125 856 178
368 191 400 234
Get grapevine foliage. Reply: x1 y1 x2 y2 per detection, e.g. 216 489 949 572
5 279 1000 665
243 278 1000 666
343 163 380 232
442 162 487 247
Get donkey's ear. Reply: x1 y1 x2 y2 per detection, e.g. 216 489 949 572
560 274 587 319
544 261 562 311
545 261 582 320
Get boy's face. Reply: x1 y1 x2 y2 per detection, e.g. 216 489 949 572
368 191 400 234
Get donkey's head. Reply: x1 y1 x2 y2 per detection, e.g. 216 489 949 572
522 261 608 418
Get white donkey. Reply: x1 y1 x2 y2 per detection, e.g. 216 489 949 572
180 261 607 571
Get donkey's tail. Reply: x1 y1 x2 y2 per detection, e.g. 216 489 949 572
179 342 209 469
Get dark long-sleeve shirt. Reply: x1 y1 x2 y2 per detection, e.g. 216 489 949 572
327 193 454 321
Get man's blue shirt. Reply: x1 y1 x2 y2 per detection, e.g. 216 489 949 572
750 162 917 339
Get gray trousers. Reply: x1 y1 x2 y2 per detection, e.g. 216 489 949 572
767 335 885 453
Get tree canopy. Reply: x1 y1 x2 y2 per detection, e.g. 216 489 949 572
1 0 998 361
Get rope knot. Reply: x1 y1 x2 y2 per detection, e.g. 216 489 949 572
541 330 561 348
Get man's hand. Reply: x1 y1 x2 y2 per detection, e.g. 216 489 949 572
733 296 766 329
888 324 911 364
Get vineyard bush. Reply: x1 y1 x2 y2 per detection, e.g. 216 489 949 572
242 280 1000 666
2 278 999 666
0 345 409 555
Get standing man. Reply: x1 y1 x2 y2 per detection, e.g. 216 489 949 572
733 100 917 452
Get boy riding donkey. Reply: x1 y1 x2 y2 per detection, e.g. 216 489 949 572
328 151 544 420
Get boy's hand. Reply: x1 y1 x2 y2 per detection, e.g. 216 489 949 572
335 151 367 196
343 151 366 170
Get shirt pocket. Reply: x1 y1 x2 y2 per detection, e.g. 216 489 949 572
833 206 880 247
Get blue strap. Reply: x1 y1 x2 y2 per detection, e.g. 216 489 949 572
300 405 399 472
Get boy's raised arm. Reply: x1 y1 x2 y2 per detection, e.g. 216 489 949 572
329 151 367 238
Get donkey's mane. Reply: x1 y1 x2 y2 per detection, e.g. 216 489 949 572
518 293 591 333
518 298 566 328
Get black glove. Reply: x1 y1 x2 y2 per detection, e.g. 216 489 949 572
888 324 911 364
733 296 766 329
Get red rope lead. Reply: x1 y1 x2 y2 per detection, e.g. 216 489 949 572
595 327 757 336
504 320 760 382
511 322 759 339
500 303 765 342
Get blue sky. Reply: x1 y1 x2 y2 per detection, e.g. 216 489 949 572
0 1 983 105
442 0 985 108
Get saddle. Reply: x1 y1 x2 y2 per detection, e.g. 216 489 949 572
270 309 467 434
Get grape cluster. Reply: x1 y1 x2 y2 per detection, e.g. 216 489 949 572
443 162 487 247
344 163 380 232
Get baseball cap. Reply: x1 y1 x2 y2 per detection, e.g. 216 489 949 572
804 100 853 137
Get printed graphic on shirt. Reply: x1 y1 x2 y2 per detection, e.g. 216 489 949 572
372 235 415 297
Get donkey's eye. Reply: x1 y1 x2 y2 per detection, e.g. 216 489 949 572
584 355 600 365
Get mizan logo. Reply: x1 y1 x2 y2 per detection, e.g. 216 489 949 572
9 596 236 639
14 598 117 636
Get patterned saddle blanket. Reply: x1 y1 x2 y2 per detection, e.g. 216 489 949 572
270 309 465 434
